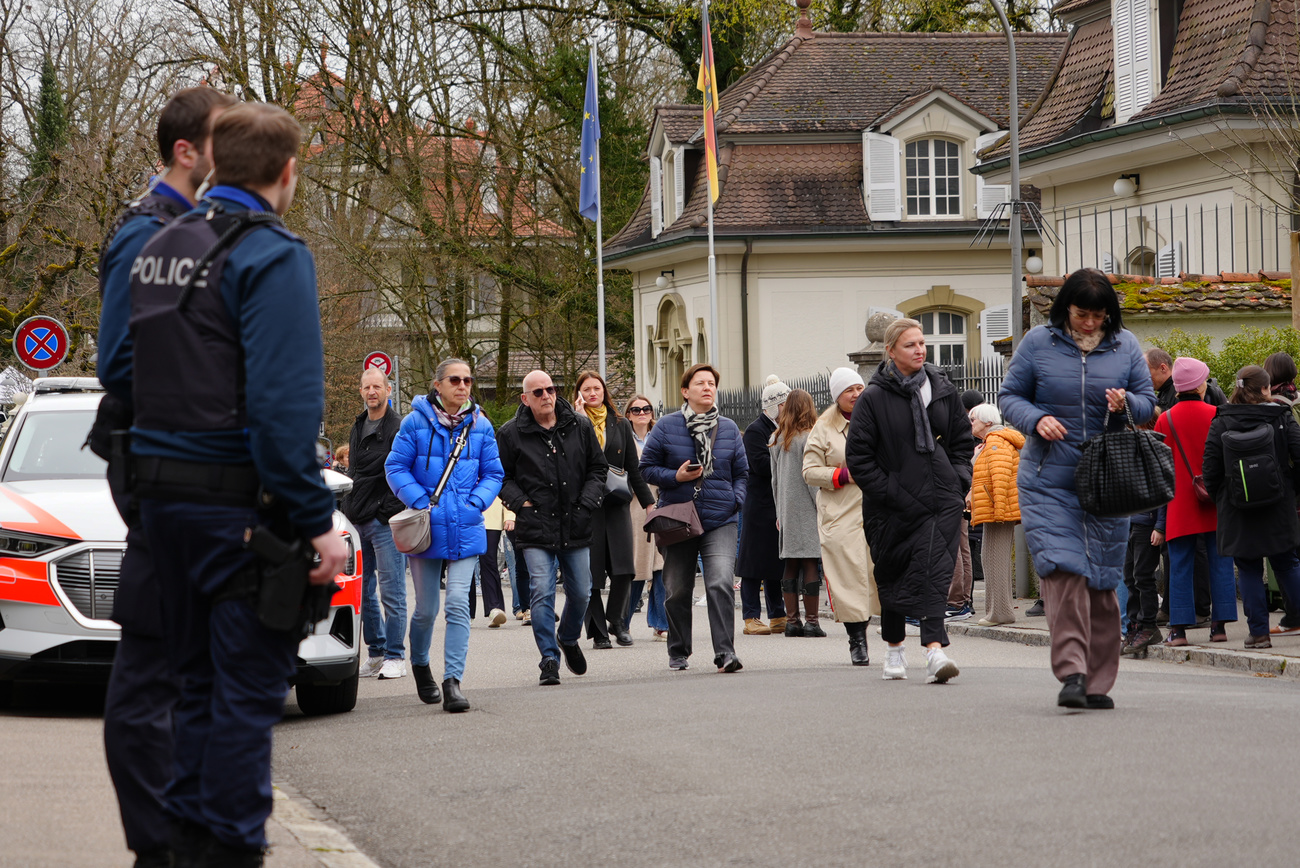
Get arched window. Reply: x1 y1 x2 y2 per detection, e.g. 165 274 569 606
905 139 961 217
918 310 966 367
1127 246 1156 276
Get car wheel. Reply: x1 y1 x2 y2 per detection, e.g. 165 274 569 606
295 671 359 716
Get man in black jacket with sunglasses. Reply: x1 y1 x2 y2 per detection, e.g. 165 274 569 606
496 369 607 686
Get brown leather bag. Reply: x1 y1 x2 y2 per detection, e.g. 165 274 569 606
643 496 703 549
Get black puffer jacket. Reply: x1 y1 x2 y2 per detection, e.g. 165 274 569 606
343 407 404 525
1202 402 1300 558
497 398 608 550
735 413 782 582
845 363 974 617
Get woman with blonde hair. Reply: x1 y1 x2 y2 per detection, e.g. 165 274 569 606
769 389 824 636
967 403 1023 626
846 318 972 683
573 370 654 649
804 367 879 665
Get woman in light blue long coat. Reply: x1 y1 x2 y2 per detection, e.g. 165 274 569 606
998 269 1156 710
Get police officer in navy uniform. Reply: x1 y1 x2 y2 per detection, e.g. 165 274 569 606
97 86 236 868
127 102 346 868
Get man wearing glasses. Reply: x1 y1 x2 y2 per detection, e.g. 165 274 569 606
496 370 608 685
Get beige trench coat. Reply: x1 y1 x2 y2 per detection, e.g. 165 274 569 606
629 434 663 579
802 404 879 622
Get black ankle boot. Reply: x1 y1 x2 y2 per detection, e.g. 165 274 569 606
442 677 469 712
412 664 441 705
612 622 634 646
846 622 869 666
1057 673 1087 708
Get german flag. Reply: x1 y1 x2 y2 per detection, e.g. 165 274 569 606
696 6 720 204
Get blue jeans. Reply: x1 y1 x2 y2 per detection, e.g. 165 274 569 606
356 519 407 660
1167 532 1236 627
1235 550 1300 637
522 546 591 664
408 555 476 679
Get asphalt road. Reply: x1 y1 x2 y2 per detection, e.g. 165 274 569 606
271 608 1300 868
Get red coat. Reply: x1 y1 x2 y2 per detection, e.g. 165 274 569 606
1154 399 1219 539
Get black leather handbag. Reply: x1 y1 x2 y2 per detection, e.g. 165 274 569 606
604 467 633 504
1074 403 1176 518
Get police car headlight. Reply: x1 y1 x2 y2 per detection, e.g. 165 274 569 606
0 530 72 558
341 533 356 576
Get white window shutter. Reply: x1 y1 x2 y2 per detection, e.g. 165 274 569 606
673 146 686 217
980 304 1013 359
1156 242 1183 278
1114 0 1154 123
862 132 902 221
1101 252 1119 273
649 156 662 237
974 130 1006 163
976 176 1012 219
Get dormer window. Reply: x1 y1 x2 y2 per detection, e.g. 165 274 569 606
905 139 961 217
663 149 678 225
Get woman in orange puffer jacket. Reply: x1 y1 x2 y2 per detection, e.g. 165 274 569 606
968 404 1024 625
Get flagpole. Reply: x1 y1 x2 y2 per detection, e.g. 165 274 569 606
703 0 719 367
591 43 606 380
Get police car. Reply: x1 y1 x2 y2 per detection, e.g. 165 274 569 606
0 378 362 714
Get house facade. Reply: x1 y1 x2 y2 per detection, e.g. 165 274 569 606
604 10 1069 405
976 0 1299 347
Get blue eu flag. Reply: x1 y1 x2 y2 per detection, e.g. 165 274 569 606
579 52 600 223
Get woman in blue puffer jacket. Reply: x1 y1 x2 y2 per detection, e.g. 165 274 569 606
999 269 1156 711
385 358 504 713
641 363 749 674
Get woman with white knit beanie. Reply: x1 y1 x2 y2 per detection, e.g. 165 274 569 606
802 367 880 665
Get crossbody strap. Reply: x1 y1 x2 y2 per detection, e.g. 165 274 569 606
1165 410 1196 478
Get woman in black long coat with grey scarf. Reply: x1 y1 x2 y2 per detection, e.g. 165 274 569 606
846 317 973 685
735 376 791 635
574 371 654 648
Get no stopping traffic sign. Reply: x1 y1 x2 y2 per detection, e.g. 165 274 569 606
363 351 393 377
14 316 70 372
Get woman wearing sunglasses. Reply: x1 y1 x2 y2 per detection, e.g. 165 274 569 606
385 358 504 712
573 371 654 649
623 395 669 639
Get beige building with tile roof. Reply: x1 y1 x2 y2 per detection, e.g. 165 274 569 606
604 14 1070 404
976 0 1300 335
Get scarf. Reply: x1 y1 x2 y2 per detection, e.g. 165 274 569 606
682 403 720 477
1068 327 1103 354
884 360 934 454
585 404 608 448
432 393 472 430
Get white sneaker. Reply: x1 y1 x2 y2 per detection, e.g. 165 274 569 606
926 649 959 684
359 656 384 678
695 595 708 607
377 658 406 680
882 647 907 680
488 608 507 628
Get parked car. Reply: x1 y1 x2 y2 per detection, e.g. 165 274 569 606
0 378 362 714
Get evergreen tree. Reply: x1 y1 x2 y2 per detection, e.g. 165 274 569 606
29 56 69 180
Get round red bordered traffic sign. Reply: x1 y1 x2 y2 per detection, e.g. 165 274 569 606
363 351 393 377
14 316 70 372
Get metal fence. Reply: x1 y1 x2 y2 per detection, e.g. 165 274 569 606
656 360 1005 426
1058 201 1295 277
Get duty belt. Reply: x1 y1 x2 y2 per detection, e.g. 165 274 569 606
134 456 260 507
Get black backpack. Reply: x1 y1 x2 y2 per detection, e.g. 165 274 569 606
1220 418 1287 508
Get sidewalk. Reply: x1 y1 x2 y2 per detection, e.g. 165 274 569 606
948 591 1300 680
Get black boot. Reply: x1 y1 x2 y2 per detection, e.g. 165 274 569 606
412 663 441 705
782 592 803 636
846 621 869 666
802 594 826 637
611 621 634 646
442 678 469 713
1057 673 1087 709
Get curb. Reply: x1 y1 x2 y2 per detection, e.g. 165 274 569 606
947 621 1298 679
272 786 381 867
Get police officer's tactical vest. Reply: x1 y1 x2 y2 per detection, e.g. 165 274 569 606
97 191 189 297
128 203 285 432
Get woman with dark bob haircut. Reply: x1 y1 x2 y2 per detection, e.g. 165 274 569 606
999 268 1157 710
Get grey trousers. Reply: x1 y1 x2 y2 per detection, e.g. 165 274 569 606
981 522 1017 623
662 522 738 662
